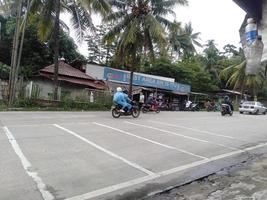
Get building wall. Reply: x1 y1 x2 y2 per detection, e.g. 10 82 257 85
86 64 105 80
86 64 175 82
30 79 89 101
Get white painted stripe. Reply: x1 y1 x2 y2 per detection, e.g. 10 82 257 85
53 124 154 176
93 122 207 159
2 127 54 200
149 120 235 139
66 141 267 200
125 121 238 151
125 121 210 143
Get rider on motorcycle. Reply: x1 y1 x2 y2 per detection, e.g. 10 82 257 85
223 95 233 111
145 93 156 110
113 87 132 113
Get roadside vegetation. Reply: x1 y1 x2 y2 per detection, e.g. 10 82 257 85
0 0 266 110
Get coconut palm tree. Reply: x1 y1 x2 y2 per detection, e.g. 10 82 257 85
104 0 188 96
25 0 111 100
168 21 201 60
220 59 265 100
184 22 201 50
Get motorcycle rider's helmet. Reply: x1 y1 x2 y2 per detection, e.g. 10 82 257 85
224 95 229 101
116 87 122 92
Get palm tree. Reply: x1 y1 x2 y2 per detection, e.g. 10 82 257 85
168 21 191 60
104 0 188 96
167 21 201 61
28 0 111 100
184 22 201 50
6 0 23 105
220 59 265 100
202 40 222 85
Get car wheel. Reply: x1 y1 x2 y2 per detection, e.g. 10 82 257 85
263 111 266 115
240 111 243 114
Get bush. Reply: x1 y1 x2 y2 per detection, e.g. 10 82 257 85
9 98 112 111
59 100 112 111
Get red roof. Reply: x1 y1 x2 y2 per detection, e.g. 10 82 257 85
39 60 107 90
40 60 94 80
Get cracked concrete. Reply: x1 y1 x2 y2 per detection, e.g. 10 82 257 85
146 154 267 200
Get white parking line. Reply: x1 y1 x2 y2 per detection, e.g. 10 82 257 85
93 122 208 159
125 121 238 151
2 127 54 200
148 120 237 139
66 141 266 200
53 124 154 176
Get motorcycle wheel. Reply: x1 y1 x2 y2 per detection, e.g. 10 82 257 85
112 108 121 118
132 108 140 118
141 107 148 113
155 109 160 113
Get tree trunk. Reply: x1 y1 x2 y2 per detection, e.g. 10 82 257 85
8 0 22 106
128 69 134 99
53 0 60 101
15 0 30 95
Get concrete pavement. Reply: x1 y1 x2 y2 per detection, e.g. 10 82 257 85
1 111 267 200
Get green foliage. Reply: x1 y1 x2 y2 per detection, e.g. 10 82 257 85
58 100 112 111
0 62 10 79
144 56 218 93
0 16 85 77
8 98 112 111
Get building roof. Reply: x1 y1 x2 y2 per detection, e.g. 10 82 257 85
41 60 95 80
233 0 262 20
39 60 107 90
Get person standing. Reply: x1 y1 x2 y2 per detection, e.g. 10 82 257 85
139 92 145 107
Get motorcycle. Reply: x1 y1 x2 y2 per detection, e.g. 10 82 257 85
221 104 233 116
141 102 160 113
111 101 140 118
185 102 199 111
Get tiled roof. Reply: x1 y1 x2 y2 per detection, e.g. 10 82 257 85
40 60 94 80
39 60 107 89
40 73 107 90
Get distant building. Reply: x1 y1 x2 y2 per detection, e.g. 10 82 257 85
31 60 107 100
86 63 191 94
86 63 191 111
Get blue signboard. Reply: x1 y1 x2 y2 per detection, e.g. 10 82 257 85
103 67 191 93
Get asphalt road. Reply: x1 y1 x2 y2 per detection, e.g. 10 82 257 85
1 111 267 200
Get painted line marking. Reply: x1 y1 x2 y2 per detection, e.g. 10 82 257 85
53 124 154 176
148 120 243 140
149 120 235 139
125 121 239 151
66 141 267 200
93 122 207 159
2 127 54 200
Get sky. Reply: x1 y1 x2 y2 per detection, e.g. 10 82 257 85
63 0 246 57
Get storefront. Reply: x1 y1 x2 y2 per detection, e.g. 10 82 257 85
86 64 191 110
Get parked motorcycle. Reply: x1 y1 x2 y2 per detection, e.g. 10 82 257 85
111 101 140 118
141 102 160 113
185 102 199 111
221 104 233 116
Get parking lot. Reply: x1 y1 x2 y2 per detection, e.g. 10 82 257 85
1 111 267 200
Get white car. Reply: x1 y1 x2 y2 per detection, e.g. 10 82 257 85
239 101 267 115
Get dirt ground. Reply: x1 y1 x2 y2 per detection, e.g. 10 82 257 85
146 154 267 200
